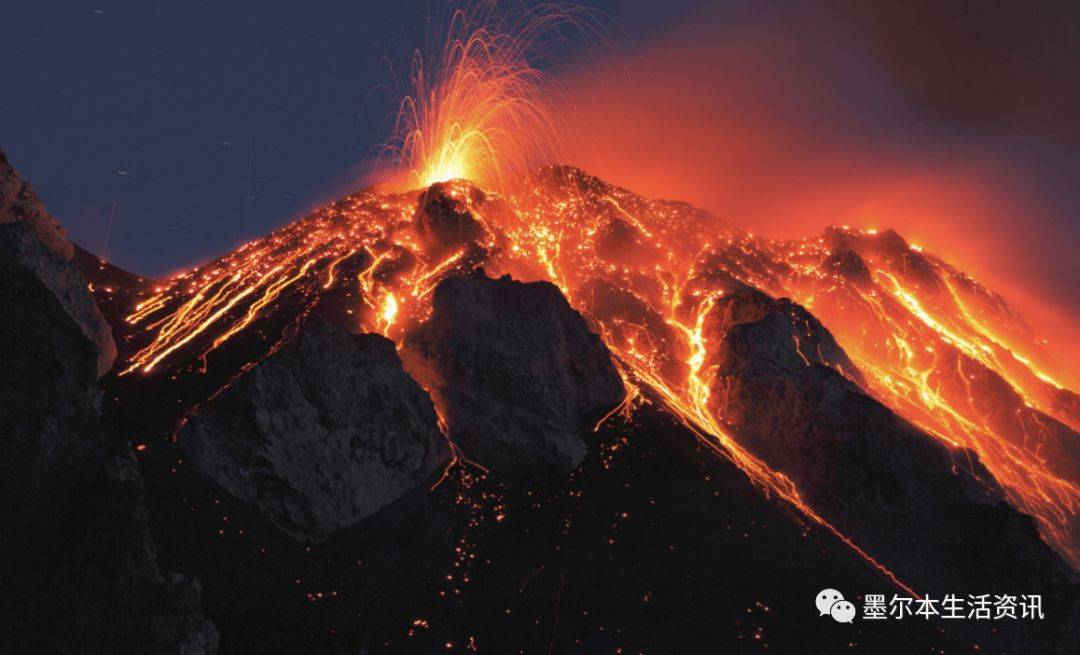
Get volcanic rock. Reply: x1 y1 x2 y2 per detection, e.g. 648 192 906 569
402 271 625 479
707 286 866 387
414 181 488 257
704 287 1080 610
179 321 450 543
595 215 662 267
0 222 217 654
0 148 73 259
0 154 116 375
823 249 873 288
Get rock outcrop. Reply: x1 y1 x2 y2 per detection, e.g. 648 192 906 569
179 321 450 543
413 181 488 258
0 148 73 259
0 222 217 654
0 150 115 375
403 271 625 479
703 287 1080 624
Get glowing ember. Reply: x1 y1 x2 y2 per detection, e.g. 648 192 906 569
378 0 596 190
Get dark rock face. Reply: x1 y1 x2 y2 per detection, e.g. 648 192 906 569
708 287 867 388
0 160 116 375
413 182 488 257
703 287 1080 649
823 249 873 288
0 222 217 654
403 272 625 479
0 148 72 259
595 215 661 267
180 321 450 543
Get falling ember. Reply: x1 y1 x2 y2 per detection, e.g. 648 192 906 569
111 1 1080 596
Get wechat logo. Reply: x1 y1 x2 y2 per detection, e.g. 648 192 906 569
816 588 856 623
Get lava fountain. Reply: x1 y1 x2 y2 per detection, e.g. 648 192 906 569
377 0 602 191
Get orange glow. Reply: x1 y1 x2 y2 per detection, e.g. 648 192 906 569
378 1 597 191
119 167 1080 584
115 1 1080 596
378 292 399 334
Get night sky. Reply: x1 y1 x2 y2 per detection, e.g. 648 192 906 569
2 1 1078 344
0 0 633 273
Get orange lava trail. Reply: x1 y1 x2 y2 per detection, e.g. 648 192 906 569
114 1 1080 600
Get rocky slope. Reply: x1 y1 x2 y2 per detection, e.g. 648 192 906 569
0 215 216 652
0 155 115 375
29 162 1080 654
702 286 1080 652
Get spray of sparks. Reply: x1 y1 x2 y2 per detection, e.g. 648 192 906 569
106 1 1080 599
378 0 597 190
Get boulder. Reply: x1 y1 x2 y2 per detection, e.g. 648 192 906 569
180 321 450 543
413 181 488 257
403 271 625 479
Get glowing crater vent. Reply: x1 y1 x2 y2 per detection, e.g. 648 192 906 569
380 1 599 190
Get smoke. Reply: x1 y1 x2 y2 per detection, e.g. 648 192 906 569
557 1 1080 377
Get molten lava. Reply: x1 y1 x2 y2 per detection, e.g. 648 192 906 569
378 1 595 190
106 0 1080 598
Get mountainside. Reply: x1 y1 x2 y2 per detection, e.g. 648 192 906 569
0 154 217 654
4 146 1080 653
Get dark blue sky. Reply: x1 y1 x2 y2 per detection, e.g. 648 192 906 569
0 0 702 274
2 0 1078 297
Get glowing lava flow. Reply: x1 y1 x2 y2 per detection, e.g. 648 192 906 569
113 169 1080 594
775 232 1080 568
120 185 483 377
609 288 920 597
110 1 1080 596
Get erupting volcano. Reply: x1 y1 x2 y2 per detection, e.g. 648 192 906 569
3 2 1080 654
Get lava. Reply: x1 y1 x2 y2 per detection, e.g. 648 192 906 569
377 0 599 191
106 0 1080 602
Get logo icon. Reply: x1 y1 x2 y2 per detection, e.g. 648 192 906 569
816 588 855 623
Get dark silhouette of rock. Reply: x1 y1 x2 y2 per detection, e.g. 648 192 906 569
1 224 117 376
403 271 625 479
0 148 72 259
823 249 873 288
708 286 867 387
413 181 488 257
703 287 1080 651
179 321 450 543
0 152 116 375
0 222 217 654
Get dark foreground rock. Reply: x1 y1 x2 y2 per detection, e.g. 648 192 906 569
704 286 1080 652
0 148 72 259
0 221 217 654
403 272 625 479
0 153 116 374
180 321 450 543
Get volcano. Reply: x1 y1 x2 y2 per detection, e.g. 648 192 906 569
3 146 1080 654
